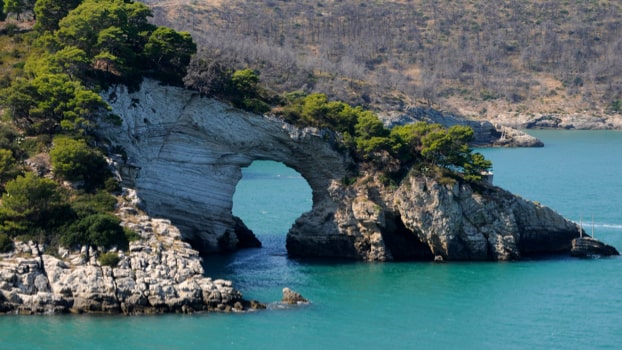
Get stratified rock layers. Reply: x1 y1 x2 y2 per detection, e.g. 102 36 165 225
103 80 351 254
103 80 581 262
0 191 255 314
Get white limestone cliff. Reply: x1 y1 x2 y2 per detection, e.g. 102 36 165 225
102 79 351 253
101 79 582 262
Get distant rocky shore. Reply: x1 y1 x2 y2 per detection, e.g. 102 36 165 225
489 112 622 130
0 189 263 315
381 107 544 148
381 107 622 149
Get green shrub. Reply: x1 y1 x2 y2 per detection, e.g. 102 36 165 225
104 177 121 193
124 227 140 242
0 233 14 253
230 69 260 95
61 213 128 250
50 136 110 191
0 172 68 237
70 191 117 217
240 97 271 114
610 100 622 113
97 251 120 267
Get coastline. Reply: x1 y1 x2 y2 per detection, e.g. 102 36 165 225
0 189 263 315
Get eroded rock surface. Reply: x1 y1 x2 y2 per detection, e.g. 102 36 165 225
288 173 582 261
102 80 350 254
100 80 584 262
281 287 309 305
570 237 620 258
0 190 259 315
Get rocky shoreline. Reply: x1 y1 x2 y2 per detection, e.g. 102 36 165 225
2 79 616 315
489 112 622 130
0 189 263 315
381 107 544 148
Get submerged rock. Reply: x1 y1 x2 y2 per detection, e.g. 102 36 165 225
570 237 620 258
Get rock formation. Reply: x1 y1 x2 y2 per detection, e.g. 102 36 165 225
570 237 620 258
102 80 352 254
381 106 544 147
0 189 261 314
288 173 581 261
100 79 585 262
489 112 622 130
281 287 309 305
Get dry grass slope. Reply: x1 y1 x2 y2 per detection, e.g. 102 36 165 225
135 1 622 119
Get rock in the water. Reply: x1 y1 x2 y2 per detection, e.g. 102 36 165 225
101 79 591 262
570 237 620 258
281 288 308 305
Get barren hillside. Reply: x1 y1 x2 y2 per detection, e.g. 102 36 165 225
143 0 622 121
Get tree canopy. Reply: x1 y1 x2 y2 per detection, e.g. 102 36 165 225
0 172 68 237
1 73 108 134
279 93 492 180
33 0 83 33
51 0 195 85
50 136 111 191
0 0 198 251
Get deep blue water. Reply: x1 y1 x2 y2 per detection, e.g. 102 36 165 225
2 130 622 349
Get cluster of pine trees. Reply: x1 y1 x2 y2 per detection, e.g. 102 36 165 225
0 0 492 257
0 0 194 257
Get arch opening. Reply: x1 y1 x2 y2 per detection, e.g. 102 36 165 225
232 160 312 253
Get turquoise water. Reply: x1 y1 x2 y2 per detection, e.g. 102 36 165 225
2 130 622 349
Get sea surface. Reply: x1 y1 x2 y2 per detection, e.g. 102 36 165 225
2 130 621 349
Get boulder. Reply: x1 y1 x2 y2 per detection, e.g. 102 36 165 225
281 288 309 305
570 237 620 258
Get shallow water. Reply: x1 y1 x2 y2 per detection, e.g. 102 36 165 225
2 130 621 349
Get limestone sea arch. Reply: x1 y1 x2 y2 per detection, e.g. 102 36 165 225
102 79 351 254
101 79 582 261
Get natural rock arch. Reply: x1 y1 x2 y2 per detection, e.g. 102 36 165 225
232 160 312 242
101 79 582 261
102 80 352 254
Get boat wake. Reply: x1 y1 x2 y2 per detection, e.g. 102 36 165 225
576 221 622 232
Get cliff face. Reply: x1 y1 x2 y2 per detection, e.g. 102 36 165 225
288 173 581 261
103 80 581 261
102 80 351 253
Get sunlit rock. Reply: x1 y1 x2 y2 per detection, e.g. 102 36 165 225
101 79 585 262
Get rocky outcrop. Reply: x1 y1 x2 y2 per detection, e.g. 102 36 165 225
490 112 622 130
570 237 620 258
0 190 261 315
99 79 587 262
102 79 351 254
281 288 309 305
381 107 544 147
288 172 582 261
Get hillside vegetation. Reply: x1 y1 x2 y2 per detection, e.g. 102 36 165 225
0 0 496 256
0 0 194 254
145 0 622 118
